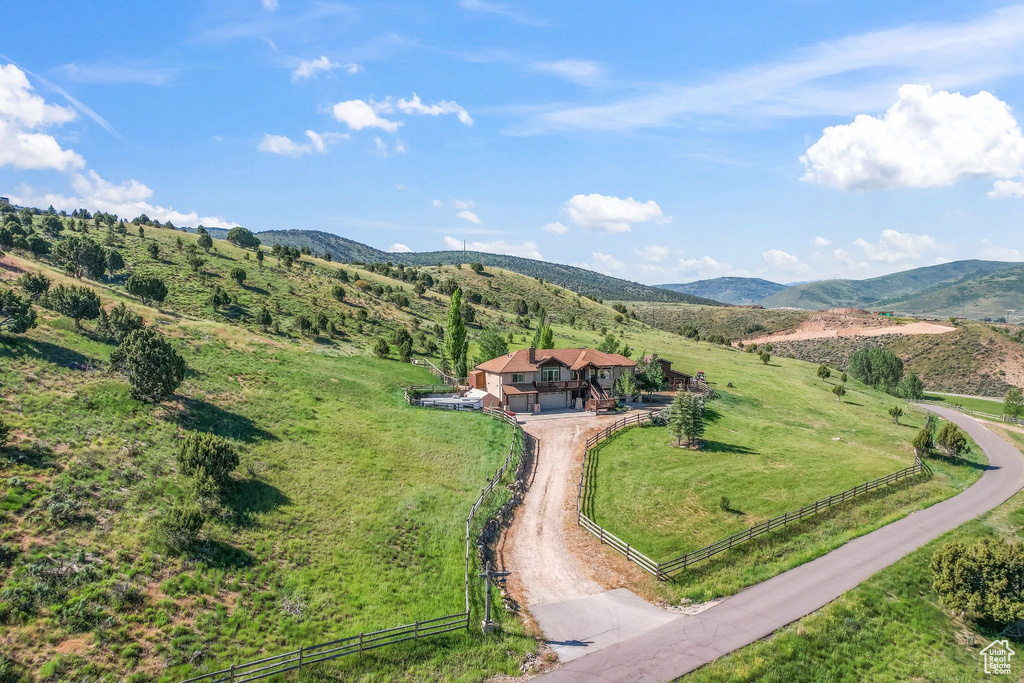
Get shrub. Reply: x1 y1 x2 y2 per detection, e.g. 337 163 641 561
226 226 260 249
15 272 49 300
912 428 932 458
373 337 390 358
888 406 904 424
126 274 167 305
719 496 731 512
331 285 346 302
832 383 846 402
146 241 160 259
257 307 272 331
109 328 186 402
470 262 484 273
931 538 1024 624
177 432 239 489
759 351 771 364
97 303 144 343
936 421 967 461
106 249 125 274
208 285 230 311
0 289 36 334
1006 387 1024 418
230 267 247 286
158 503 206 554
43 284 100 329
816 364 830 380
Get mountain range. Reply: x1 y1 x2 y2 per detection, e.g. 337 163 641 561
659 277 787 306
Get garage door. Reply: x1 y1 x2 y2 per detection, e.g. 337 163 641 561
507 395 528 413
539 392 566 410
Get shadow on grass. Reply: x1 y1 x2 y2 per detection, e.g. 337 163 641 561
196 539 256 569
243 285 270 296
2 443 59 470
703 440 757 455
925 452 991 471
174 397 277 443
0 336 96 370
225 477 290 526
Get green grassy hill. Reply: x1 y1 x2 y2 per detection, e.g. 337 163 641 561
0 211 996 679
758 260 1017 314
658 277 787 306
226 228 716 304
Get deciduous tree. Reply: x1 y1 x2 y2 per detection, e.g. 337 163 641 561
443 288 468 378
1006 387 1024 419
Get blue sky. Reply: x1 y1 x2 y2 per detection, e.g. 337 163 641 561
3 1 1024 284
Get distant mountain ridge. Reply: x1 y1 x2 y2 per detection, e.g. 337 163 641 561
758 260 1018 316
226 228 721 304
659 277 787 306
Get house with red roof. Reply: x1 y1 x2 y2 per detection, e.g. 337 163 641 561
470 347 636 413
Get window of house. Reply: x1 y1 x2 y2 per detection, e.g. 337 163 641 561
542 367 559 382
511 373 525 383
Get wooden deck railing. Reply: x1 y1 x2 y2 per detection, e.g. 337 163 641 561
177 407 522 682
575 410 925 580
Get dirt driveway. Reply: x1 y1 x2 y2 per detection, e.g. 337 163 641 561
498 411 641 608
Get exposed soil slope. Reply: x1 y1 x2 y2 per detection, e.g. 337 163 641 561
743 309 955 345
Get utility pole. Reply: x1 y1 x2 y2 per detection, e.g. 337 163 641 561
478 561 511 633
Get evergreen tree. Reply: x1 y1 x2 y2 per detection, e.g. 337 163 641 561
256 307 272 331
43 284 101 329
832 383 847 402
208 285 230 311
126 274 168 305
97 302 144 343
16 271 50 300
936 421 967 461
110 328 186 402
197 228 213 252
106 249 125 275
0 289 36 334
931 538 1024 624
147 241 160 259
816 364 831 380
230 267 247 285
373 337 390 358
50 235 107 279
177 432 239 489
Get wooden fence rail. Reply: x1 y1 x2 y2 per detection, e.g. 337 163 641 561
919 397 1023 425
177 406 522 682
575 409 925 580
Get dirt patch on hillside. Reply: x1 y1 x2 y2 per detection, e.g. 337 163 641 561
743 309 955 344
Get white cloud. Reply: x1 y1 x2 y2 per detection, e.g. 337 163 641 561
457 210 481 224
0 64 84 171
980 239 1024 261
388 243 413 253
522 5 1024 134
261 0 278 10
542 221 569 234
563 193 668 233
763 249 800 270
451 198 476 209
802 85 1024 192
293 56 339 81
676 256 734 279
258 130 347 156
431 199 443 207
590 252 627 275
814 236 832 247
12 170 238 228
989 179 1024 198
458 0 544 26
332 99 401 131
384 93 473 125
443 235 543 259
854 229 938 262
534 59 604 86
56 60 178 87
763 248 812 276
636 244 671 262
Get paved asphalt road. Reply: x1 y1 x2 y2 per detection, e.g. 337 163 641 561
536 406 1024 682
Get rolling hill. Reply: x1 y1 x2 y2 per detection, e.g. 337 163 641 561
235 229 720 304
658 277 787 305
758 260 1018 316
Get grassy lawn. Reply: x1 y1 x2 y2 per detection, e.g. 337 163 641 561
0 314 531 681
682 433 1024 682
585 348 986 603
923 391 1008 417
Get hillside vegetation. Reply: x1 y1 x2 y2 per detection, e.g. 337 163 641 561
229 229 717 304
657 277 786 306
768 320 1024 397
758 260 1018 317
625 302 811 342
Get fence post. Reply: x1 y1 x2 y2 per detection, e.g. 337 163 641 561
298 645 303 670
415 620 419 639
359 632 364 656
229 665 235 683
